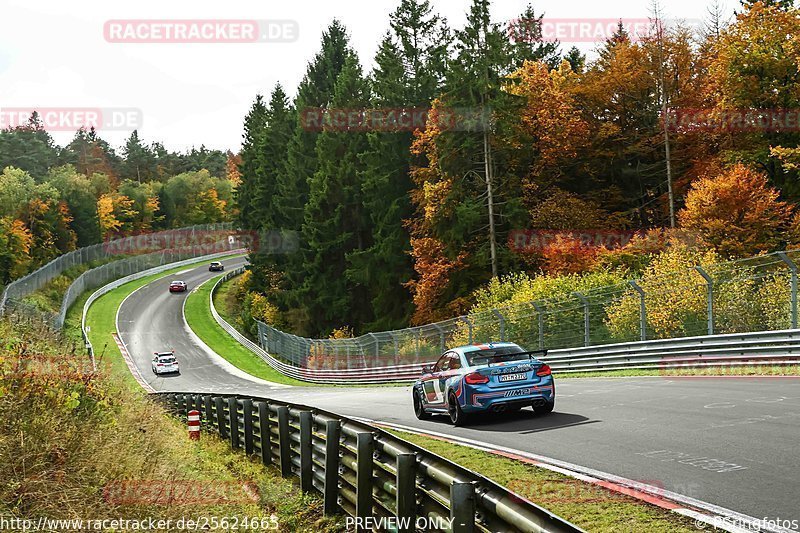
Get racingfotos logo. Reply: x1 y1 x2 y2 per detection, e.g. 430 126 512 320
104 20 299 43
664 108 800 133
0 107 142 132
299 107 489 132
102 480 259 505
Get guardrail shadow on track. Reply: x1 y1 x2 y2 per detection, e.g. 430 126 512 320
156 391 583 533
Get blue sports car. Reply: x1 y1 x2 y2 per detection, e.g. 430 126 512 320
412 342 554 426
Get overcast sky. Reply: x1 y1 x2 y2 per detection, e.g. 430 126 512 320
0 0 735 153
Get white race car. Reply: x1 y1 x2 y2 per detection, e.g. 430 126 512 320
151 351 180 375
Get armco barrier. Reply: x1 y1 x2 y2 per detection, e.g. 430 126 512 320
213 268 800 384
156 391 584 533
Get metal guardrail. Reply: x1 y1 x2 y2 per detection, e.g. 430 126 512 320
213 268 800 384
156 391 583 533
253 249 800 371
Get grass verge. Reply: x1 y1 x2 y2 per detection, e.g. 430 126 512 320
556 364 800 379
0 311 339 532
388 429 698 533
184 276 306 386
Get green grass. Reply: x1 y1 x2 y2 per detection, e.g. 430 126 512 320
388 429 698 533
1 314 339 533
184 276 307 386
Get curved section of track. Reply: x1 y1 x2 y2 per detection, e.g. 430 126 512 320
116 260 800 524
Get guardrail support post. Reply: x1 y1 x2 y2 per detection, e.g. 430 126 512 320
574 292 590 347
695 266 714 335
242 398 254 455
257 401 272 465
433 324 445 353
323 420 341 516
629 280 647 341
450 481 476 533
778 252 798 329
204 395 213 429
396 453 417 532
228 397 240 450
277 406 292 477
299 411 313 492
214 397 227 439
356 432 374 531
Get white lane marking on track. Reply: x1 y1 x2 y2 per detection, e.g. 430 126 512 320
355 419 788 533
704 402 737 408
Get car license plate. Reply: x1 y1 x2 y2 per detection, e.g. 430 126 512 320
499 373 526 382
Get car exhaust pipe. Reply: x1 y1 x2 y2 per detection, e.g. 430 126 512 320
532 399 546 408
492 404 506 413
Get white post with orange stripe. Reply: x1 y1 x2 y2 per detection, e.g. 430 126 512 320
188 409 201 441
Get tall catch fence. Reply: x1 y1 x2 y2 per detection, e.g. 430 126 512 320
0 223 236 328
255 250 800 371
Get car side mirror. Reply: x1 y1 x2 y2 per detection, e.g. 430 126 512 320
421 364 433 375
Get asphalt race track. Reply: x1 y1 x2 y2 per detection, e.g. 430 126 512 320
117 259 800 523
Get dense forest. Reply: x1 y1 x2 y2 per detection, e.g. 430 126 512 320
235 0 800 338
0 123 239 283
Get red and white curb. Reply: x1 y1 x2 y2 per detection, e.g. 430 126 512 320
357 419 797 533
113 333 155 393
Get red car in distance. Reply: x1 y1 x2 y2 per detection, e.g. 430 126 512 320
169 280 188 293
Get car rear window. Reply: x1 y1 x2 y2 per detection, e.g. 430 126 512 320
466 346 529 366
159 357 176 364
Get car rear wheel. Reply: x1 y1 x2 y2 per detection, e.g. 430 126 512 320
413 389 431 420
533 400 555 415
448 392 468 426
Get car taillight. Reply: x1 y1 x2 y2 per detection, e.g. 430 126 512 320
465 372 489 384
536 364 551 377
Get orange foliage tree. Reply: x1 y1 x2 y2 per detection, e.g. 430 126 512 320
678 164 793 256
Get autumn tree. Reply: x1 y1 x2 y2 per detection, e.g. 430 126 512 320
678 164 793 256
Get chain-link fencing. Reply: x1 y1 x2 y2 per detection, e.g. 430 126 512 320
256 249 800 370
0 223 237 328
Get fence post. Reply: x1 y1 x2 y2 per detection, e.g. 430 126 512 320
629 280 647 341
323 419 341 516
532 302 544 350
433 324 445 353
257 401 271 465
778 252 798 329
492 309 506 341
277 406 292 477
242 398 254 455
450 481 476 533
396 453 417 532
462 317 473 344
355 431 374 531
228 397 240 450
215 396 227 438
574 292 590 347
695 266 714 335
299 411 313 492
